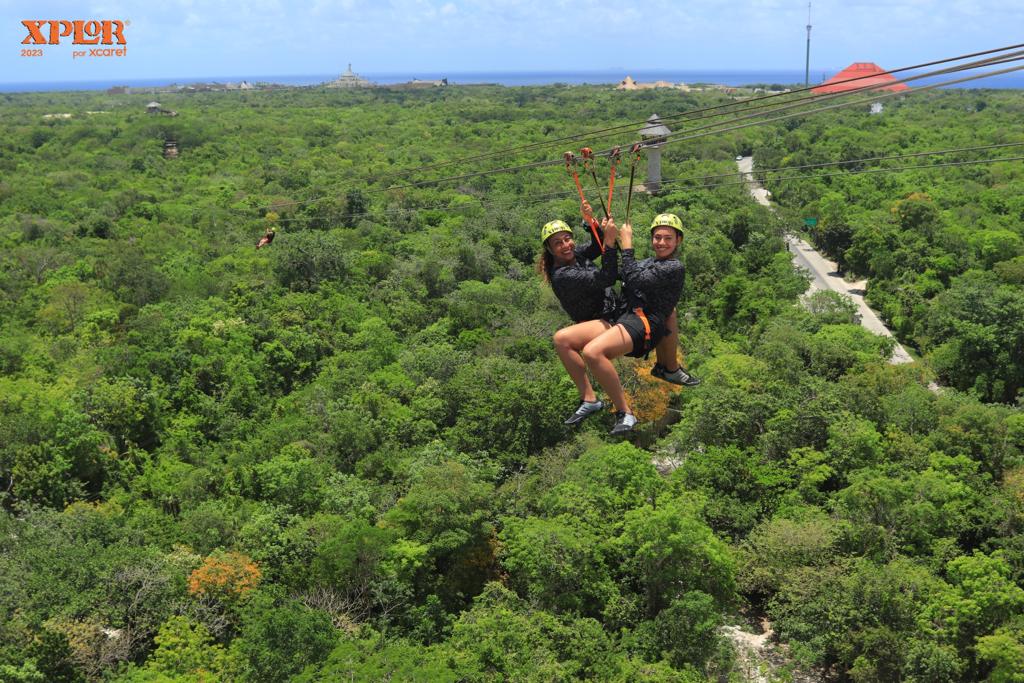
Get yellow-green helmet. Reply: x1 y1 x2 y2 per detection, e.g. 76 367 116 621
541 219 572 244
650 213 683 235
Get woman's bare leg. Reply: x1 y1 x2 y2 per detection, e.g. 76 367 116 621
581 325 635 413
553 320 611 401
654 309 680 371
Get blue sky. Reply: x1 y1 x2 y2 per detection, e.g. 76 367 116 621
2 0 1022 83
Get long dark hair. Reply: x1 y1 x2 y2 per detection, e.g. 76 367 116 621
536 248 554 284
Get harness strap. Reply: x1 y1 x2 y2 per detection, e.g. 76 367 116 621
564 151 604 253
634 307 653 359
580 147 609 219
634 307 652 344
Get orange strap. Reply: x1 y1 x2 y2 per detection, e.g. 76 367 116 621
580 147 609 219
564 151 604 253
634 307 652 344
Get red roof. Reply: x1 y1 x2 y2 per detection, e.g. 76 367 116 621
812 62 910 94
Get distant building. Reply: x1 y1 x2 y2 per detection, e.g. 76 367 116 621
404 78 448 87
812 62 910 94
325 64 374 88
146 101 177 117
616 76 689 91
163 139 179 159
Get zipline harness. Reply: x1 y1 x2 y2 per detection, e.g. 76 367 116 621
564 151 605 253
580 147 609 219
575 144 653 356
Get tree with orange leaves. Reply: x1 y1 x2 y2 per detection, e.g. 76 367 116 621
187 551 262 603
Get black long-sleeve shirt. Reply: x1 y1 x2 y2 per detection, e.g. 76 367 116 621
619 249 685 320
549 240 619 323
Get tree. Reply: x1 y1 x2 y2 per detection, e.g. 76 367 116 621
633 591 724 670
443 582 619 682
272 231 350 291
813 192 854 271
382 461 496 606
307 516 422 623
499 514 616 617
126 616 230 681
539 441 666 531
294 633 458 682
893 193 941 241
804 290 860 326
976 621 1024 683
235 590 336 683
187 551 262 604
738 512 839 598
613 495 735 617
937 551 1024 648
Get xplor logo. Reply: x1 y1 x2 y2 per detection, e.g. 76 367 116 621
22 20 126 45
20 20 128 59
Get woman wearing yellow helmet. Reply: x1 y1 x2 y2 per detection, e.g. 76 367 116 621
538 201 620 426
580 212 697 435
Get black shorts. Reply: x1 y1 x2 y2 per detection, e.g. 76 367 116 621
615 310 667 358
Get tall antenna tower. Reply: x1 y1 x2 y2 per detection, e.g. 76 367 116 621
804 2 812 87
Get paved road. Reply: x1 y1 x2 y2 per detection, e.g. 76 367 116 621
737 157 913 365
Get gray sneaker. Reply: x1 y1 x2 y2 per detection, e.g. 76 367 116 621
652 363 701 387
610 411 638 436
564 400 604 426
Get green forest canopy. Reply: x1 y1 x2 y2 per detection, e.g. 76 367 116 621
0 84 1023 682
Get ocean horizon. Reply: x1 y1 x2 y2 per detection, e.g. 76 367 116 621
3 68 1023 93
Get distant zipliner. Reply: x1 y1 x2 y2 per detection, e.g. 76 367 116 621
256 226 276 249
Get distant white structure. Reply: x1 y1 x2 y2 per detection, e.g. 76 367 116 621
617 75 691 92
870 102 884 115
325 64 373 88
405 78 448 87
145 101 177 117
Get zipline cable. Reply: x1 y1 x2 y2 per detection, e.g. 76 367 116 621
257 43 1024 212
650 59 1024 154
374 59 1024 193
657 155 1024 195
498 155 1024 214
267 148 1023 226
568 50 1024 161
373 52 1024 194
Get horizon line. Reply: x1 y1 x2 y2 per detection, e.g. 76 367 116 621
1 67 838 87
